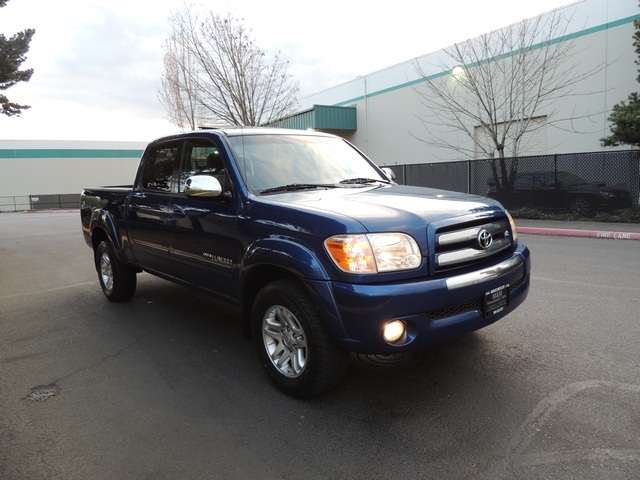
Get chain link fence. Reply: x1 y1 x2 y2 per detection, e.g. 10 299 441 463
0 196 31 212
386 150 640 213
0 194 80 213
2 151 638 214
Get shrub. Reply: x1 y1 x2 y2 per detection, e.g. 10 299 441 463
511 207 640 223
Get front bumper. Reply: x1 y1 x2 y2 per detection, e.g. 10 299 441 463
314 244 530 354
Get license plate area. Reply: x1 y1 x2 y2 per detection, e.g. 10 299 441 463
484 284 509 317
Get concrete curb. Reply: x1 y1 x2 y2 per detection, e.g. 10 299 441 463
518 227 640 241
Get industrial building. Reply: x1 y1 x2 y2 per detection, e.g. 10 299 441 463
1 0 638 210
290 0 639 166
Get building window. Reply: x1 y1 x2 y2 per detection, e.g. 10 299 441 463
474 116 547 158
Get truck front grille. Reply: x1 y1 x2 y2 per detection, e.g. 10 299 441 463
428 299 483 321
434 218 512 273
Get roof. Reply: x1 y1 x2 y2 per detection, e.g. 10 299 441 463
266 105 357 131
196 126 337 137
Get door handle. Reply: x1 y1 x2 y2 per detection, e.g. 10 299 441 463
172 207 186 218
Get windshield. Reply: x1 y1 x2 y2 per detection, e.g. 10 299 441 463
227 134 388 194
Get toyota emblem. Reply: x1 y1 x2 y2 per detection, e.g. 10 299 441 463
477 229 493 249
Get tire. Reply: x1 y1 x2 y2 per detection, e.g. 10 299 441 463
95 240 137 302
252 279 348 398
570 197 590 215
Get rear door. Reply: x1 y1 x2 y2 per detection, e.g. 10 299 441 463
168 137 242 301
127 140 180 276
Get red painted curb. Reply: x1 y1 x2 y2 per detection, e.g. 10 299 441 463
518 227 640 241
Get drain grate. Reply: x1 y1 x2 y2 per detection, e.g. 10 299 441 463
24 383 61 402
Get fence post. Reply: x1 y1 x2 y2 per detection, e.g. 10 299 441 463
553 154 558 213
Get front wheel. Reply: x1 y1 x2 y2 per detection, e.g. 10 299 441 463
570 197 591 215
252 279 348 398
95 240 137 302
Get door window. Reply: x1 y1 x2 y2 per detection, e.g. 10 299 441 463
141 144 180 192
179 141 227 193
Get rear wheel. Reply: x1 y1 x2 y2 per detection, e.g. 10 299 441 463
95 240 137 302
252 279 348 398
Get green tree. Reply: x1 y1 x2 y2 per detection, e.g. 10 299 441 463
0 0 35 116
601 10 640 147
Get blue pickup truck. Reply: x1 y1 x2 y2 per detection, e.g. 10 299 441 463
81 127 530 398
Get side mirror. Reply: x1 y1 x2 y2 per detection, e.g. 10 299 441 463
185 175 226 198
381 167 396 182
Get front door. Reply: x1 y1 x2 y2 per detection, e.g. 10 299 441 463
168 138 241 301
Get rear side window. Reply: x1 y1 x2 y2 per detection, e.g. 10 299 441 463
514 175 534 189
141 144 180 192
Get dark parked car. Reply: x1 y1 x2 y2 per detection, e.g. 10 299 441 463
487 171 633 214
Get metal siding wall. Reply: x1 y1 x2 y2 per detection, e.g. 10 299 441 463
1 148 142 198
314 105 356 130
300 0 639 165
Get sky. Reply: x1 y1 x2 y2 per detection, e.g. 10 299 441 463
0 0 576 143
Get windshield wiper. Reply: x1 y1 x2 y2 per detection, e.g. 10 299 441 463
260 183 338 195
339 177 390 185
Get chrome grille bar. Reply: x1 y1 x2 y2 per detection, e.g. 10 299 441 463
437 221 507 246
434 219 512 271
436 237 511 267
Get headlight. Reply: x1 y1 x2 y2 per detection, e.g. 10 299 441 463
324 233 421 274
505 210 519 243
599 190 615 198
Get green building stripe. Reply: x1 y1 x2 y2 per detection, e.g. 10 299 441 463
0 149 144 159
336 14 640 107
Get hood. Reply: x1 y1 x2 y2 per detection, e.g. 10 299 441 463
262 184 504 232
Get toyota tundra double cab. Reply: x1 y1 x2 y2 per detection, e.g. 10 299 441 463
80 127 530 398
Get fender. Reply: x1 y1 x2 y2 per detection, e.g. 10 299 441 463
239 236 349 340
88 208 130 265
241 236 331 281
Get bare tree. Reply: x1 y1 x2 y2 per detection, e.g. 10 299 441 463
413 6 604 193
158 22 201 130
158 6 299 129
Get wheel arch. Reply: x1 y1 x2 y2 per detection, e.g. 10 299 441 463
239 240 345 342
241 264 292 340
88 210 129 266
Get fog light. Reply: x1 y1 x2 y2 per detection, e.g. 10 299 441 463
383 320 405 343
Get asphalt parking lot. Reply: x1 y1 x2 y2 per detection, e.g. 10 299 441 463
1 211 639 479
